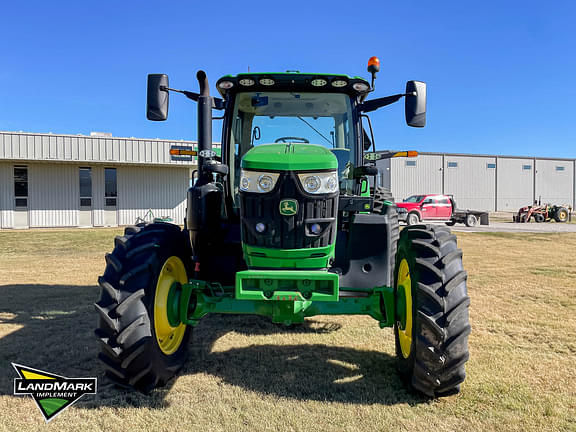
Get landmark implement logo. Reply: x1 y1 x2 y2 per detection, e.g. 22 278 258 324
12 363 97 422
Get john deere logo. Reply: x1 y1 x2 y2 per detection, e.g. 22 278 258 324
279 199 298 216
12 363 97 422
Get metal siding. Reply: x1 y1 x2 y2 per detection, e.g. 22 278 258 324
535 159 574 206
390 155 443 201
0 132 215 169
375 158 391 189
0 162 13 228
496 158 534 210
117 166 188 225
444 156 496 211
29 163 78 227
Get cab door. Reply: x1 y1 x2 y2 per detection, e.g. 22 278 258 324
421 197 437 219
436 197 452 219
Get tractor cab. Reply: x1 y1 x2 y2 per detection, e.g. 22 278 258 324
216 74 368 205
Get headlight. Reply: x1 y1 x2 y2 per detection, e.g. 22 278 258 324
297 172 338 194
239 170 280 193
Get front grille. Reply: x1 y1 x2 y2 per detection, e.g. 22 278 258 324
240 172 338 249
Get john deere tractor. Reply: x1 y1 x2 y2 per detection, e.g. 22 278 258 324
95 58 470 397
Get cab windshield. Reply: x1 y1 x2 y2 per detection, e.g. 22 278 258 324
403 195 426 203
228 92 356 202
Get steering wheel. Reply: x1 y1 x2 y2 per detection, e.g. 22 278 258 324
274 136 310 144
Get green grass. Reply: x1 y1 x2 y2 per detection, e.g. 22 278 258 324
0 229 575 431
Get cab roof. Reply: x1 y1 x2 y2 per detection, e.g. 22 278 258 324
215 72 371 98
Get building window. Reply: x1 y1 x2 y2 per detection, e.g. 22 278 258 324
556 166 565 171
447 162 458 168
79 167 92 207
405 160 417 167
105 168 117 207
522 165 532 170
14 166 28 208
487 163 496 169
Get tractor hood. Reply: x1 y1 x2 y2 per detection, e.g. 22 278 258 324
241 143 338 171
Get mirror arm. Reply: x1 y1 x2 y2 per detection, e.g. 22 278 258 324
360 92 417 113
160 86 225 110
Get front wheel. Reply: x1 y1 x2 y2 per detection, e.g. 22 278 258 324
407 212 420 226
394 224 470 397
95 223 193 393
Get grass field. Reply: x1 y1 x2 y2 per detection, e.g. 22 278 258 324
0 228 575 431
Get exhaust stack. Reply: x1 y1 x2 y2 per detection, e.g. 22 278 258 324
196 70 213 184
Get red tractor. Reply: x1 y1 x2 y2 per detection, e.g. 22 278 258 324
513 200 571 223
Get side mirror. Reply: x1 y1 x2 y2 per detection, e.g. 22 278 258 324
353 165 379 178
147 74 169 121
203 161 229 176
405 81 426 127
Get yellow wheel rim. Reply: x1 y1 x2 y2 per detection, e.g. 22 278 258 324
154 256 187 355
397 259 413 359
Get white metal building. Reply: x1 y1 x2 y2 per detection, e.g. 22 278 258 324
2 132 573 228
0 131 200 229
377 152 575 211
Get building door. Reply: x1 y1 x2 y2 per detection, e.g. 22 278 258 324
79 167 93 227
104 167 118 226
13 165 29 228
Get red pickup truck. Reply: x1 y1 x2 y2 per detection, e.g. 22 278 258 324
396 194 489 227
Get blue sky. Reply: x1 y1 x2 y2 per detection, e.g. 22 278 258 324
0 1 574 158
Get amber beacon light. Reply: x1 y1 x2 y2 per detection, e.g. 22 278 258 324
367 56 380 74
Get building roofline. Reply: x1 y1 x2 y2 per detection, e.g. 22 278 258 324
378 150 575 162
0 130 215 145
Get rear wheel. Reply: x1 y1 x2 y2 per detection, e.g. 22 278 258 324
95 223 193 393
445 220 456 226
465 214 478 227
554 207 569 223
394 224 470 397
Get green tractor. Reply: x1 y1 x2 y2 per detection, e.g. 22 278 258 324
95 58 470 397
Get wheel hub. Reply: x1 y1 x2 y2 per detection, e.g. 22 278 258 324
396 259 413 359
154 256 188 355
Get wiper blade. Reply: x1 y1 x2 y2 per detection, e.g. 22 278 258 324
297 117 333 146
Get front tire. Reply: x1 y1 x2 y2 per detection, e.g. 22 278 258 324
95 223 193 393
407 212 420 226
394 224 470 397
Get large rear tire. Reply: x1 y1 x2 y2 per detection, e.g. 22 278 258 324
394 224 470 397
95 223 193 393
554 207 569 223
